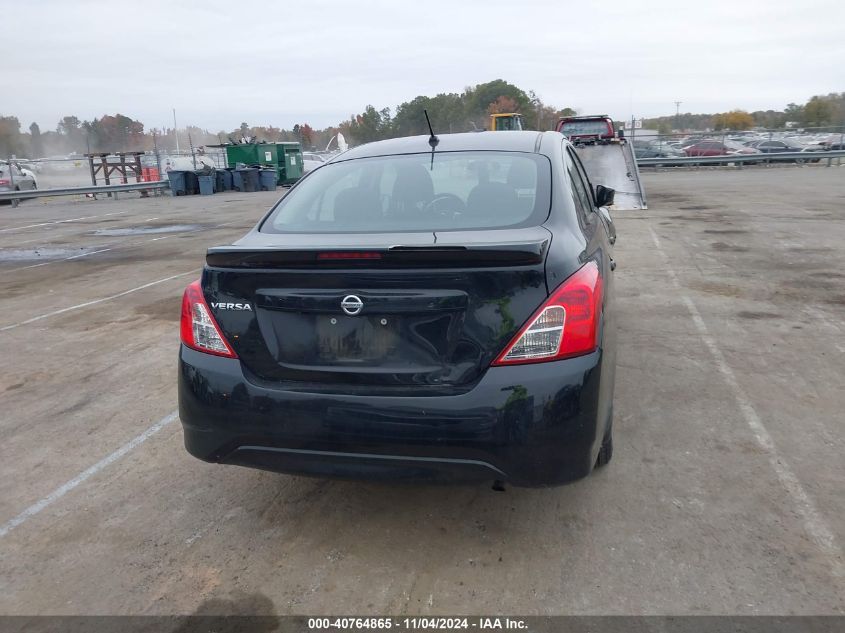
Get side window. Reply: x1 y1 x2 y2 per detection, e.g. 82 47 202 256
564 146 593 224
569 149 596 208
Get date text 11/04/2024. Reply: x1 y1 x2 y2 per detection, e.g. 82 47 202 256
307 618 528 630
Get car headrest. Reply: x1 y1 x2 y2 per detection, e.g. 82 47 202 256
390 163 434 214
333 187 382 224
465 182 519 220
506 160 536 189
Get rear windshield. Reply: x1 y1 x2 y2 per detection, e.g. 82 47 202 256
560 120 612 137
261 151 551 233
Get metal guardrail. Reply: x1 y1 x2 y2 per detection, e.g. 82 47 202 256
2 150 843 203
637 150 845 167
0 180 169 202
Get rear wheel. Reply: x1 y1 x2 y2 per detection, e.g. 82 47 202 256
595 412 613 468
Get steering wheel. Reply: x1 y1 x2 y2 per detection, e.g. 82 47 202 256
422 193 465 218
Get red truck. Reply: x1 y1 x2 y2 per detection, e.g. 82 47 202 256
556 115 617 144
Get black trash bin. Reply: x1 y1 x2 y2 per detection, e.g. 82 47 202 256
215 170 231 192
167 171 187 196
237 168 260 192
221 169 233 191
198 175 214 195
259 169 277 191
184 171 199 195
230 169 243 191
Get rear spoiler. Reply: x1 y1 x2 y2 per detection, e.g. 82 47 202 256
206 241 549 269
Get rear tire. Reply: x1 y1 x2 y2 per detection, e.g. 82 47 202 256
595 413 613 469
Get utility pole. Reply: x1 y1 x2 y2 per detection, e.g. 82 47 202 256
188 132 196 170
152 130 161 175
7 154 18 208
173 108 180 153
674 101 682 130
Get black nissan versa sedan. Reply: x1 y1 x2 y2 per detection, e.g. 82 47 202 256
178 131 618 487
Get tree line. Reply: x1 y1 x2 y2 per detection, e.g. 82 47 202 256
2 82 843 159
0 80 574 159
334 79 575 144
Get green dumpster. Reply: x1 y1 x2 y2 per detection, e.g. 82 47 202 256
223 142 303 186
276 142 304 185
224 143 278 173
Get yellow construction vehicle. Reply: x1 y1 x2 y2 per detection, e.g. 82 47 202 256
489 113 525 131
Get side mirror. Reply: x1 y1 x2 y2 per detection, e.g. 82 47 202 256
595 185 615 208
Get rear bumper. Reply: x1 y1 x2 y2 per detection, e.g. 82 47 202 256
178 345 609 487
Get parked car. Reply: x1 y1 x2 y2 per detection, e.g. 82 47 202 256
753 139 826 162
683 140 723 156
819 135 845 150
633 140 686 160
727 134 761 144
684 140 761 158
178 131 618 487
19 166 38 187
17 159 43 174
0 162 37 202
677 137 704 149
725 140 763 155
302 152 327 173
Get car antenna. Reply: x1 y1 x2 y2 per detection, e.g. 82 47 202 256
424 109 439 170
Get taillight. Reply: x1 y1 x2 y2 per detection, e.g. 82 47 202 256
180 280 238 358
0 179 9 186
492 261 603 366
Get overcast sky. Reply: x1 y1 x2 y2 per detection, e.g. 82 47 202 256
2 0 843 132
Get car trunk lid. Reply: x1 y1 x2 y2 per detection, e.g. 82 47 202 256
203 228 550 392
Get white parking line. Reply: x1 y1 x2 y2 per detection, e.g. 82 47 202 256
0 411 179 538
0 221 240 275
0 210 129 233
648 225 844 578
0 269 198 332
0 247 114 273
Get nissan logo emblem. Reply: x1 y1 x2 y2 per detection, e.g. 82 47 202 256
341 295 364 316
